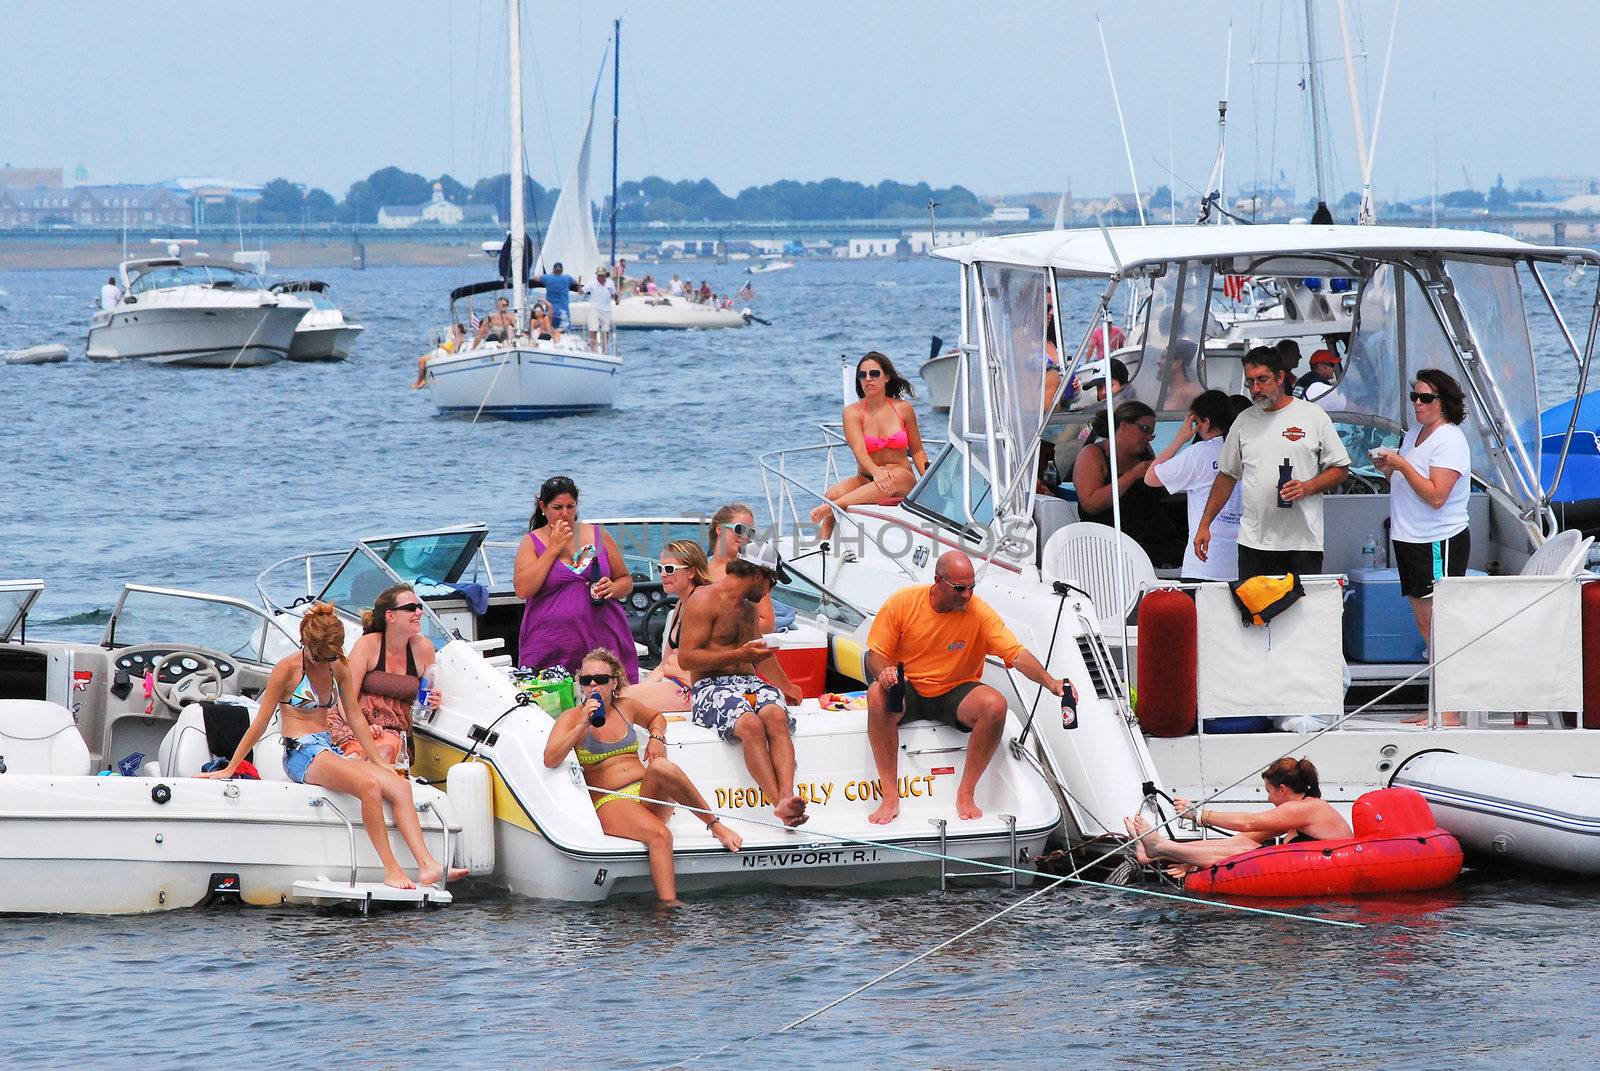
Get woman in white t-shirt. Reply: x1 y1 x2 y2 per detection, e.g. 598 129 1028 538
1375 369 1472 679
1146 390 1248 582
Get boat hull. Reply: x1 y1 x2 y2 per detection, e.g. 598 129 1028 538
427 343 621 419
86 304 302 367
287 323 364 362
568 296 747 330
0 775 459 914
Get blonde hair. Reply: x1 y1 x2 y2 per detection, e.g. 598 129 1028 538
361 583 416 634
707 502 754 553
662 538 712 587
580 647 628 696
300 602 347 663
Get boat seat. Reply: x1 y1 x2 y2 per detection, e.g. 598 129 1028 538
1521 530 1593 576
157 700 292 781
1040 522 1155 631
0 700 92 776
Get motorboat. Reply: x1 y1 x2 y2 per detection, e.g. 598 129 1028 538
251 523 1064 901
763 222 1600 832
86 240 304 367
747 258 794 275
5 344 68 365
0 578 487 914
270 280 365 362
423 2 621 418
568 292 750 331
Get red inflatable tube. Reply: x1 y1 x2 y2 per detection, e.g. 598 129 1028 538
1183 787 1464 898
1136 587 1197 737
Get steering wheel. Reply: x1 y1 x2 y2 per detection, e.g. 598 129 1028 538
149 651 225 713
640 596 679 662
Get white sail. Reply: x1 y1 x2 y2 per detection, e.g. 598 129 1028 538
534 60 607 282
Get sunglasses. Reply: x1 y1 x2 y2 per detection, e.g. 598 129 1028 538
1132 422 1157 437
725 522 754 538
1410 391 1439 404
577 673 614 686
857 368 884 380
389 602 423 614
936 574 975 594
658 563 685 576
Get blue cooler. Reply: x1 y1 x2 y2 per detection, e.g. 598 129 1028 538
1343 567 1426 662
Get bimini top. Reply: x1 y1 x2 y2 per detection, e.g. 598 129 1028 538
930 223 1597 276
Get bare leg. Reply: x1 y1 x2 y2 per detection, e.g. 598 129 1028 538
597 798 681 905
865 681 903 824
759 705 805 826
413 354 431 389
1402 595 1460 726
953 686 1007 820
731 713 789 824
305 753 413 889
810 476 869 540
642 759 743 852
372 765 468 886
1125 814 1261 868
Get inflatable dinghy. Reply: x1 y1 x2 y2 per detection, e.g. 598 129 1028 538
5 344 68 365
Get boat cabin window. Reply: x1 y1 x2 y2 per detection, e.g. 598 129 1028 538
903 443 994 539
102 586 280 665
1133 261 1214 412
128 264 263 294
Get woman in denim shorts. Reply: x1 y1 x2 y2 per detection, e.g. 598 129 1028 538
200 603 466 890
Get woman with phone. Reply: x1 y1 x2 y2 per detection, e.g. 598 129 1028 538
543 647 742 905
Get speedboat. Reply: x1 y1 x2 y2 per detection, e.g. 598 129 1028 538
252 522 1064 900
766 222 1600 830
568 290 750 331
747 258 794 275
0 578 485 914
270 281 365 362
86 240 304 367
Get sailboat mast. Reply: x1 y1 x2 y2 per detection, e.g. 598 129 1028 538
508 0 528 325
1303 0 1331 220
609 18 620 270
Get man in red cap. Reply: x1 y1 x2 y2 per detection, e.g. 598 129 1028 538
1294 348 1343 402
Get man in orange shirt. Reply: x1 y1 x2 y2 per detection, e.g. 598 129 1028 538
864 551 1065 825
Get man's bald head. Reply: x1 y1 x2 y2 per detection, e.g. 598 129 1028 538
931 551 976 611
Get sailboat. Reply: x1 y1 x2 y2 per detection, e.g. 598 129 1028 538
424 2 622 420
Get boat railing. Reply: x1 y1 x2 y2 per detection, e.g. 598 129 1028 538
758 423 949 563
255 550 353 616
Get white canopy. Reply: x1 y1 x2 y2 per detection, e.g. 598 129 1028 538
930 223 1597 276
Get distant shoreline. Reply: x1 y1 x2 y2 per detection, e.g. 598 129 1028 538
0 238 495 271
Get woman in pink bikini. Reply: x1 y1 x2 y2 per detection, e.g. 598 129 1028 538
810 351 929 539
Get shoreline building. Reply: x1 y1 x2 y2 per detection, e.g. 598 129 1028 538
378 183 498 229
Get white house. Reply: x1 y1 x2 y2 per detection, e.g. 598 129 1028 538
848 237 899 258
904 229 983 255
378 183 498 228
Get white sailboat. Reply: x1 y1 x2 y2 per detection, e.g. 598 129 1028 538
425 2 621 420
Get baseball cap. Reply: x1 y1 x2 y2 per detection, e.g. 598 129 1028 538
736 540 790 583
1079 357 1130 389
1310 349 1341 367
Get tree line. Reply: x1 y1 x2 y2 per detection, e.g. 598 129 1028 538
251 167 983 225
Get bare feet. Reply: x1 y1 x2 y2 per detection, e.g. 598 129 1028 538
868 795 901 825
808 504 835 540
418 863 471 887
709 820 743 853
411 379 426 390
955 792 984 821
775 795 809 828
658 898 686 909
384 869 418 890
1123 815 1160 866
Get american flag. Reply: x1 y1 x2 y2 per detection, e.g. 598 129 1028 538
1222 274 1252 302
468 314 481 332
738 281 754 301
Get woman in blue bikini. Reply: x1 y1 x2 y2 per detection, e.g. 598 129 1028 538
200 602 466 890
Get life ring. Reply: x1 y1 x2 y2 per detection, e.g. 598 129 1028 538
1183 786 1463 898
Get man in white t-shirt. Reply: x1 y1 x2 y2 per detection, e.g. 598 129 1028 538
1196 347 1350 580
1147 390 1245 581
668 273 685 298
584 266 617 353
99 276 121 311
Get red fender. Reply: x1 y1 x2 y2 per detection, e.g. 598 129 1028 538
1136 587 1197 737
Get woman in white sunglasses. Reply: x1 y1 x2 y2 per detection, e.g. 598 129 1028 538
629 539 711 712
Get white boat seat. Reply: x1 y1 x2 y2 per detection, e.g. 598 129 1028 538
1521 530 1593 576
157 700 292 782
1040 522 1156 630
0 700 92 776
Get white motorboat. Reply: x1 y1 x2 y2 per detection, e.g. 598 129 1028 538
764 222 1600 828
424 2 621 418
0 579 488 914
252 524 1067 901
86 240 304 367
270 280 365 361
747 259 794 275
1392 751 1600 877
568 292 749 331
5 344 69 365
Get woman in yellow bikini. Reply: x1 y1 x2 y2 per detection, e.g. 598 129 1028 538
542 647 742 905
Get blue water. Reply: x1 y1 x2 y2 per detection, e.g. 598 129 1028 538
4 257 1600 1068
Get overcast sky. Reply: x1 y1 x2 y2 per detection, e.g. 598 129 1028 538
4 1 1594 203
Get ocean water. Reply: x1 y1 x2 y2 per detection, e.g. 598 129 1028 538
4 255 1600 1068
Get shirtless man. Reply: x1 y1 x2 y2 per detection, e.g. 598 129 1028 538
473 297 518 347
676 541 808 827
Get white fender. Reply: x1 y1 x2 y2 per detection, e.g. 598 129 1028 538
447 761 496 875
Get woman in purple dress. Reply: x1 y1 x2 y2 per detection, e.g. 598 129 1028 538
515 475 640 681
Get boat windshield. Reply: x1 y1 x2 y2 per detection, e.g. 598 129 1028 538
129 264 264 294
903 443 995 539
317 529 487 614
101 585 292 665
0 579 44 641
771 563 867 632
